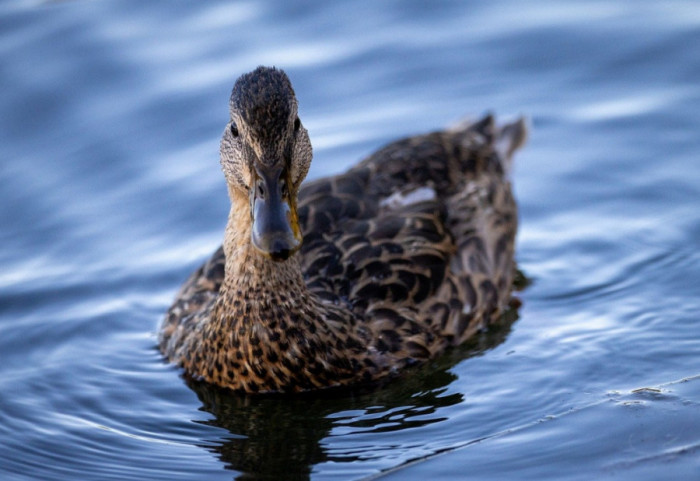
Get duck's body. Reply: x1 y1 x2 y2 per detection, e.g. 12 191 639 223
159 67 527 394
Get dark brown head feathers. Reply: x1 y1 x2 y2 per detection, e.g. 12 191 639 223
230 66 297 152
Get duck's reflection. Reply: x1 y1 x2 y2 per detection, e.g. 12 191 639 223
187 304 518 480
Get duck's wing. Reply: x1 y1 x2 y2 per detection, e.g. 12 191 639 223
296 116 527 358
298 178 451 359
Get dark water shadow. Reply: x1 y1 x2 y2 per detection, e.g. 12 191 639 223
185 301 520 481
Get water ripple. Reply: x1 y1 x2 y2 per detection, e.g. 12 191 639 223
1 1 699 480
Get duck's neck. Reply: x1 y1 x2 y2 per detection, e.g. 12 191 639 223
215 191 312 320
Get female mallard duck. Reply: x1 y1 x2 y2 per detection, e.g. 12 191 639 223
159 66 527 394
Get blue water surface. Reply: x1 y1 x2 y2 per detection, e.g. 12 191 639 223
1 0 699 480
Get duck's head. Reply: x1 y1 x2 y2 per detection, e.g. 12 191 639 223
220 67 311 262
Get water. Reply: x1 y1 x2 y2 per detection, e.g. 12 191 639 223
1 0 699 479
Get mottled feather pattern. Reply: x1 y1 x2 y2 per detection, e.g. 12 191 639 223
295 115 520 356
161 112 525 393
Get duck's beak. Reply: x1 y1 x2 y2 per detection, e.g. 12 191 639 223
250 164 302 261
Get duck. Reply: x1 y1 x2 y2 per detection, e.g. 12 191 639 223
159 66 527 394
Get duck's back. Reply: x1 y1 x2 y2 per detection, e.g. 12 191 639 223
296 115 526 359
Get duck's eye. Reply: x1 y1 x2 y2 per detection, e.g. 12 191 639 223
294 117 301 132
230 123 239 137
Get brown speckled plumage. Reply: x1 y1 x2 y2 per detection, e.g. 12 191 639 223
159 66 527 394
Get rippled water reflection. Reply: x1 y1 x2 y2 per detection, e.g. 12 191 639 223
1 1 699 480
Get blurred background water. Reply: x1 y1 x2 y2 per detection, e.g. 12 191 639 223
1 0 699 480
